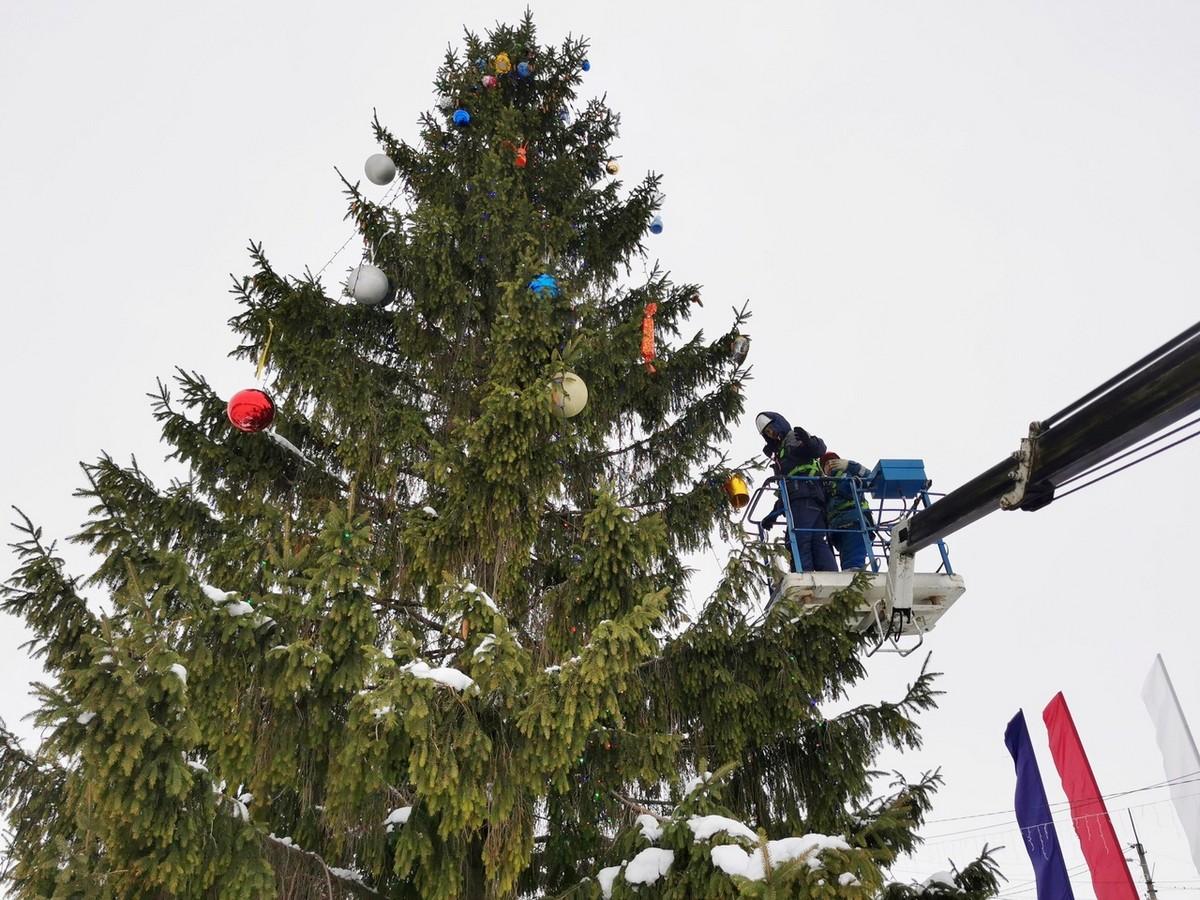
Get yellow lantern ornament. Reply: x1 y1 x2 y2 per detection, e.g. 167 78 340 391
550 372 588 418
605 159 620 175
494 52 513 74
723 473 751 510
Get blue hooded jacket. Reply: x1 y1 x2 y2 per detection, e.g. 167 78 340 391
758 411 828 507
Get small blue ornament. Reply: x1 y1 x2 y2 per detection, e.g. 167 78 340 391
649 215 663 235
528 274 560 298
476 58 486 71
516 61 531 78
453 108 471 127
581 59 591 72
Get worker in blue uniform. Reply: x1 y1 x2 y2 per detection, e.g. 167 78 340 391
756 412 838 572
819 451 874 571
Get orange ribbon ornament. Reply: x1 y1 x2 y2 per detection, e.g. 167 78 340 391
641 302 657 373
500 140 528 169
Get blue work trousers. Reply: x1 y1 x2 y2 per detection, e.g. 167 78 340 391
788 501 838 573
828 526 869 571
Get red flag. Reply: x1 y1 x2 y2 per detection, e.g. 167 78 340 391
1042 692 1138 900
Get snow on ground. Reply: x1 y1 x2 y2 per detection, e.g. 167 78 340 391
688 814 757 843
709 833 850 881
384 806 412 832
624 847 674 886
401 659 475 692
636 813 663 841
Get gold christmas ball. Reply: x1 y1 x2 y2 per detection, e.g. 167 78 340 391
549 371 588 418
605 159 620 175
723 473 750 510
494 52 513 74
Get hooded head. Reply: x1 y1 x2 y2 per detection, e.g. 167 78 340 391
756 411 790 449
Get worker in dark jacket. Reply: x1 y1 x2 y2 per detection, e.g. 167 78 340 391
756 412 838 572
820 451 874 571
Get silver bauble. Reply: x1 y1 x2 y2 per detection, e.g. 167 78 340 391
364 153 397 186
348 264 389 306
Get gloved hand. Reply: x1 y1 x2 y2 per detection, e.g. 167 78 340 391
761 513 780 529
826 458 849 474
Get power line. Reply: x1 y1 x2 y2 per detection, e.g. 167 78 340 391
923 771 1200 826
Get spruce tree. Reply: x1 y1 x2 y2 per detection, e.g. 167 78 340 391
0 16 1002 900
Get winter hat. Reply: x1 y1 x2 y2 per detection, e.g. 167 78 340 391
820 452 840 466
755 411 790 438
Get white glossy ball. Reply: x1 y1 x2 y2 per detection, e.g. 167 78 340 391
348 264 389 306
364 153 396 185
550 372 589 418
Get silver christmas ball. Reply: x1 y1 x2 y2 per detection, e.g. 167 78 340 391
348 264 389 306
364 153 396 186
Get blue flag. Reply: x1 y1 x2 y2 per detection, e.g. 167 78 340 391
1005 710 1076 900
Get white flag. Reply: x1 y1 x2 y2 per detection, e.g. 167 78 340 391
1142 654 1200 875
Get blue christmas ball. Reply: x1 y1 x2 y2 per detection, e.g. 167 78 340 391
649 215 664 235
475 58 486 71
516 61 531 78
528 274 560 298
581 59 591 72
452 108 471 126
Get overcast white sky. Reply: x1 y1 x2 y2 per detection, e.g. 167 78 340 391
2 1 1199 895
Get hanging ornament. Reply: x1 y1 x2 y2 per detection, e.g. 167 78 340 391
581 59 591 71
514 145 528 168
482 74 497 89
436 94 456 112
689 291 703 306
528 273 560 298
605 159 620 175
723 473 751 510
452 108 471 127
493 52 512 74
364 153 396 186
730 334 751 365
649 215 664 234
227 388 275 434
560 108 572 125
550 372 588 418
348 264 389 305
641 302 658 373
475 58 486 71
516 61 532 78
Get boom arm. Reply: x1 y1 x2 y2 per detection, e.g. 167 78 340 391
897 320 1200 555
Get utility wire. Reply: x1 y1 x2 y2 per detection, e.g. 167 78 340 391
923 771 1200 825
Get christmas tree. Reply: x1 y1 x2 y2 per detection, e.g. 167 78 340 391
0 16 1002 900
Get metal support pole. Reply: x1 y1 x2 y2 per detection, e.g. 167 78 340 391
1128 811 1159 900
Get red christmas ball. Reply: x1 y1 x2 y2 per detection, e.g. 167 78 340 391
227 388 275 433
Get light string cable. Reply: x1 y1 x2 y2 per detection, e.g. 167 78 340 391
312 175 406 281
1051 412 1200 503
